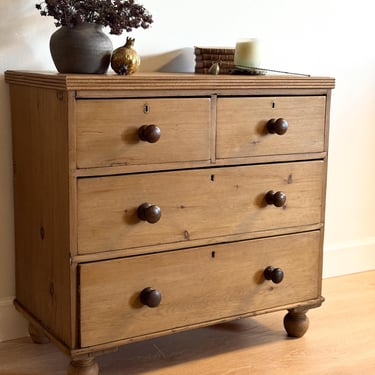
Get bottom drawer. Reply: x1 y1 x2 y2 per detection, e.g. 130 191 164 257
79 231 321 347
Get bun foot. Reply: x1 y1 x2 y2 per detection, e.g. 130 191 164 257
28 322 50 344
283 308 309 338
68 358 99 375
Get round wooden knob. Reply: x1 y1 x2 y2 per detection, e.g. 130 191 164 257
265 190 286 207
264 266 284 284
140 287 162 308
267 118 288 135
138 125 161 143
137 203 161 224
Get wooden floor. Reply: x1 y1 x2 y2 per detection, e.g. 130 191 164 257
0 271 374 375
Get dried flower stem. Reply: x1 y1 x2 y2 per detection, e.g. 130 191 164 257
35 0 153 35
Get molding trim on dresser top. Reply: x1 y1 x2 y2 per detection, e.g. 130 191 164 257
5 71 335 375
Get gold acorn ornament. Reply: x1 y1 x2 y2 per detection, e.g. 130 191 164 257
111 37 141 75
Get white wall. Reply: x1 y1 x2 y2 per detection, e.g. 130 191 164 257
1 0 375 342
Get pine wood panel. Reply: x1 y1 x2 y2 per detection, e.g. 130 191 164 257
77 161 324 255
9 85 73 346
76 98 211 168
217 96 326 159
79 231 321 347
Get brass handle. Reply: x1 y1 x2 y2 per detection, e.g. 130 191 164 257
265 190 286 207
264 266 284 284
138 125 161 143
140 287 162 308
137 203 161 224
267 118 288 135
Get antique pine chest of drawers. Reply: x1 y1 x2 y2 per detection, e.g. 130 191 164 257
5 71 334 374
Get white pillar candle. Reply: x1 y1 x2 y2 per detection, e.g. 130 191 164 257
234 39 261 68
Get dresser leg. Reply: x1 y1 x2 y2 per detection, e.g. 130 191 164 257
28 322 50 344
68 357 99 375
283 308 310 338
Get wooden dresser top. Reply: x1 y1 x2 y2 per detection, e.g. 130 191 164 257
5 71 335 92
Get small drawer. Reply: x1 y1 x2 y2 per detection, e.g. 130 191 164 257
76 98 211 168
216 96 326 159
79 231 321 347
77 161 323 254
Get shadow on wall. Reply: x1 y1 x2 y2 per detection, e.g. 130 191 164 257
139 48 195 73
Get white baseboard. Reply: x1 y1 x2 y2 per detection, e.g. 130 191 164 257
323 237 375 278
0 297 28 342
1 239 374 342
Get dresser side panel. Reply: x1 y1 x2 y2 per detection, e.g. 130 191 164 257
318 90 333 291
9 84 73 347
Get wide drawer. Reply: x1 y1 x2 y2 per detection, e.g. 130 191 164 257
77 161 324 254
76 98 211 168
216 96 326 159
79 231 321 347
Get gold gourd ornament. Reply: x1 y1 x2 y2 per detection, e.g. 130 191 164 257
111 37 140 75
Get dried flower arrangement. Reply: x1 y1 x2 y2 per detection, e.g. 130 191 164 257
35 0 153 35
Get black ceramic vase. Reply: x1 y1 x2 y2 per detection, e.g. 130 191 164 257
49 23 113 74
